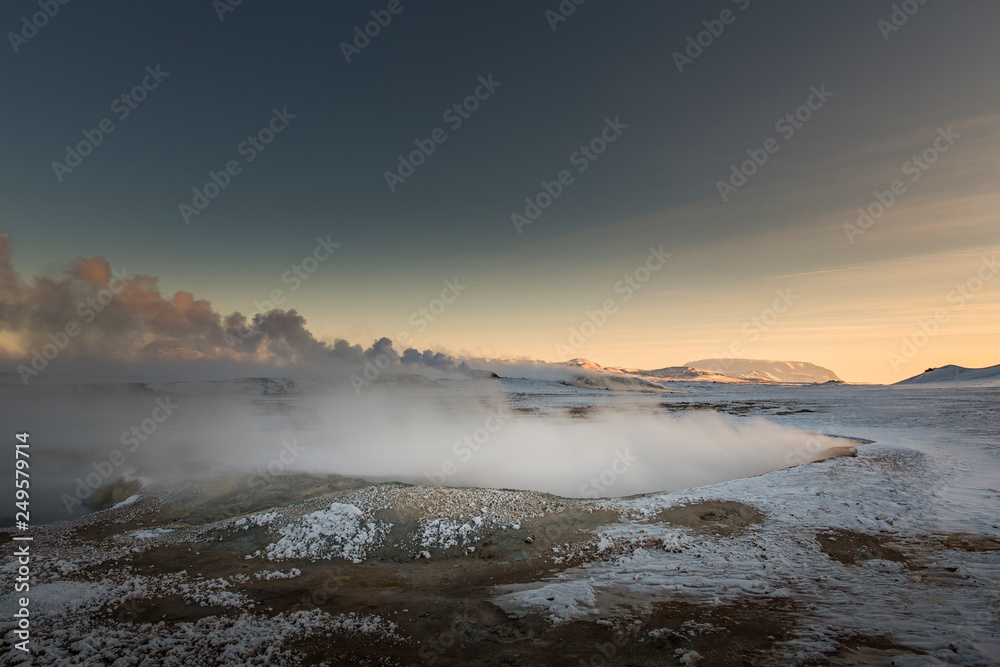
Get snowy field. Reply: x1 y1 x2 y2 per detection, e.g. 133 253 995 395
500 382 1000 663
1 378 998 665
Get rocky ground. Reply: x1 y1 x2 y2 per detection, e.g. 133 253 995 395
3 384 999 665
3 457 998 666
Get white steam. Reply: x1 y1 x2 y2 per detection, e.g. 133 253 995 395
0 377 848 527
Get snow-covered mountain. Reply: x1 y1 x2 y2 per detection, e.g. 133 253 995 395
554 358 842 386
895 363 1000 387
683 359 842 384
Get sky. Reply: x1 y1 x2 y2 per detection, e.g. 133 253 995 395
1 0 998 384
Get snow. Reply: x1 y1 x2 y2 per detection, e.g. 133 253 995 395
254 568 301 581
181 577 254 608
325 612 402 639
262 502 390 563
0 581 104 618
49 560 81 577
1 610 395 666
895 363 1000 387
2 380 998 664
0 554 405 664
495 579 599 623
675 648 704 665
492 384 1000 664
233 510 280 530
127 527 173 540
111 494 141 509
417 517 480 550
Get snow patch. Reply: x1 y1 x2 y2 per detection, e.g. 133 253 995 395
254 568 301 581
233 510 280 530
128 527 173 540
262 502 389 563
112 494 141 509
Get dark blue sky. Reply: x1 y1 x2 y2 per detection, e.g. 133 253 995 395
2 1 999 381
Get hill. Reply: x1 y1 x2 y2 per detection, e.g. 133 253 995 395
895 364 1000 387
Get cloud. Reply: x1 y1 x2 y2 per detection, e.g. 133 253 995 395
401 348 457 371
0 237 476 381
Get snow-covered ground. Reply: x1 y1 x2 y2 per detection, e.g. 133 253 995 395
896 363 1000 388
501 387 1000 662
0 379 997 664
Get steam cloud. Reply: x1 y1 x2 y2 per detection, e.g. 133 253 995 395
0 381 850 524
0 237 852 525
0 236 466 382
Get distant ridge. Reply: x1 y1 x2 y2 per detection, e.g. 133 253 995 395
554 358 842 386
895 364 1000 387
684 359 841 384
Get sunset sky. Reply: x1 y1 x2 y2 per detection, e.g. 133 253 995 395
2 1 998 384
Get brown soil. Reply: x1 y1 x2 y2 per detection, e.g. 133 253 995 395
285 596 803 666
652 500 764 536
815 529 911 568
87 512 806 665
939 532 1000 552
567 405 596 418
816 635 925 666
71 484 808 665
659 400 822 417
39 475 978 665
813 528 979 589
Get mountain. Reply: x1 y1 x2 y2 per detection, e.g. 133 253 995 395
895 364 1000 387
560 358 737 382
684 359 842 384
555 358 840 386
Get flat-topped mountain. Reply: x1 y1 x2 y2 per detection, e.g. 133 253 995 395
684 359 842 384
